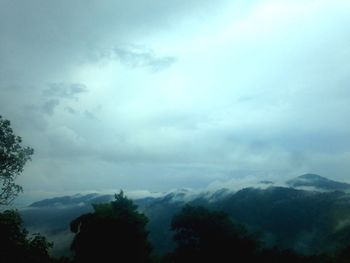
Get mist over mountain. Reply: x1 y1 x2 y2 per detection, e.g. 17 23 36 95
19 174 350 258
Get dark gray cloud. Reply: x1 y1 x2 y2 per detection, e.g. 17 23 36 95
84 110 98 121
0 0 226 85
41 99 60 116
112 46 176 71
43 83 88 100
19 83 88 118
88 45 177 71
65 107 77 115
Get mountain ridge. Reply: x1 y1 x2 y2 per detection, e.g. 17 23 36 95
287 173 350 191
28 174 350 208
20 174 350 257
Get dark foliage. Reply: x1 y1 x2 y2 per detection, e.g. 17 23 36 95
0 210 53 263
166 205 258 262
213 187 350 253
335 245 350 263
161 205 345 263
0 115 34 205
70 191 152 263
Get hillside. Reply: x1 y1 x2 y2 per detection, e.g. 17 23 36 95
20 174 350 257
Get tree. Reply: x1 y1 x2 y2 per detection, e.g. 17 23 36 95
0 115 34 205
70 191 152 263
167 205 258 263
0 209 53 263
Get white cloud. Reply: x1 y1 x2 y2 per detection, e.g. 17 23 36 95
1 0 350 198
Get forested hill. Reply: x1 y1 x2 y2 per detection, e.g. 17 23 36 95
20 174 350 257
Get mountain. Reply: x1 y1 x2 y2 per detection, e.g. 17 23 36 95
143 185 350 255
287 174 350 191
212 187 350 252
19 175 350 257
29 193 113 208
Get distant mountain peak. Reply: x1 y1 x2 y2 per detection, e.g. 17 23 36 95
287 174 350 191
298 174 325 180
29 193 113 208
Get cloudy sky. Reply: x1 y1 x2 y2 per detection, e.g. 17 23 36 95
1 0 350 201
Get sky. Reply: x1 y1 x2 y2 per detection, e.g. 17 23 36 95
1 0 350 202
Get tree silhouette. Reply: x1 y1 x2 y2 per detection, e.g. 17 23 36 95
0 209 53 263
167 205 258 263
334 245 350 263
0 115 34 205
70 191 152 263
